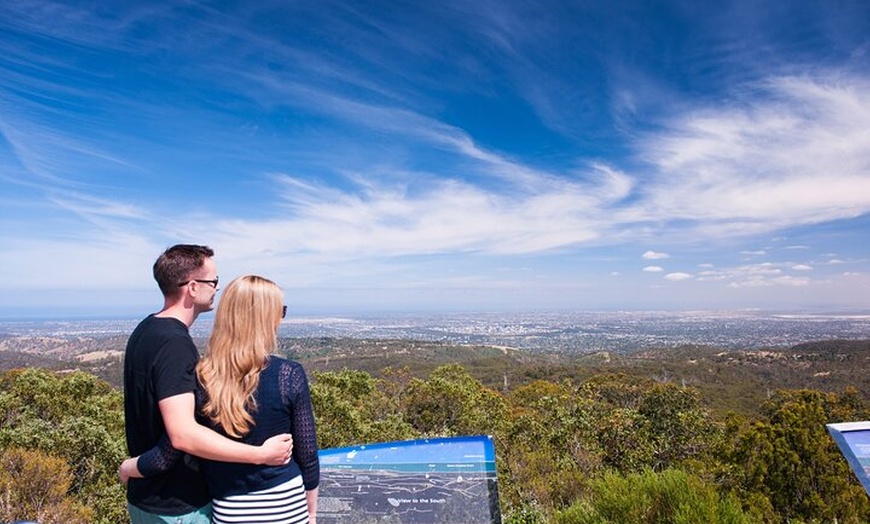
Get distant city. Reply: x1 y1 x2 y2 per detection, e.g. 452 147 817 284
1 310 869 354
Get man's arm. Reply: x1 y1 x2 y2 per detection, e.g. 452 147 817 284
159 392 292 465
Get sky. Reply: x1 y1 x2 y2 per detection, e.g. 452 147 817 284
1 0 869 318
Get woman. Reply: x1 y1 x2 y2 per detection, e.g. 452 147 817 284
123 275 319 523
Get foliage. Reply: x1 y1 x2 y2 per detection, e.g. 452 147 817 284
722 388 870 523
503 500 546 524
553 468 753 524
310 368 418 449
289 337 870 419
500 380 602 509
581 374 720 474
312 364 510 448
2 348 869 524
0 447 94 523
400 363 510 437
0 368 126 524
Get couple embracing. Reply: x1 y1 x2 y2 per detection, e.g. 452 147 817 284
120 244 319 524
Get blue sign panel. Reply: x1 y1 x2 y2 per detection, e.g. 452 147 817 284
317 435 501 523
827 421 870 495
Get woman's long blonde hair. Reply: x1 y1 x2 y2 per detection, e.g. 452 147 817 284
196 275 283 437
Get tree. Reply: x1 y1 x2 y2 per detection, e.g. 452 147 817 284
310 368 418 449
638 382 719 471
726 389 870 523
581 374 718 474
401 363 509 437
501 380 602 511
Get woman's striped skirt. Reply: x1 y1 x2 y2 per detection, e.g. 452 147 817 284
212 475 309 524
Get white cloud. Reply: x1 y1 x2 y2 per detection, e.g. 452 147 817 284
223 70 870 263
259 173 608 257
718 261 819 289
642 250 669 260
8 62 870 272
664 272 693 281
696 270 728 281
47 192 147 221
735 262 782 276
728 278 772 288
636 74 870 233
643 265 664 272
741 250 767 256
770 275 811 287
791 264 813 271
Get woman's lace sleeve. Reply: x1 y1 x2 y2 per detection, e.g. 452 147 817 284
136 431 184 477
280 360 320 490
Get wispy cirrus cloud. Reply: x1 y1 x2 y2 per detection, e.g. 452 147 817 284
1 0 869 313
195 65 870 267
634 74 870 232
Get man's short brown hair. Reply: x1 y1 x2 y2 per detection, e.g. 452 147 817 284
153 244 215 297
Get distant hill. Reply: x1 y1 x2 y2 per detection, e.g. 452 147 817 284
0 333 127 386
282 337 869 415
1 333 866 416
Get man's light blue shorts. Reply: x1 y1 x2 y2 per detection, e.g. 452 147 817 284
127 502 212 524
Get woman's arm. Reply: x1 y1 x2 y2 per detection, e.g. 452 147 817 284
286 362 320 491
287 361 320 522
306 487 319 523
118 432 181 483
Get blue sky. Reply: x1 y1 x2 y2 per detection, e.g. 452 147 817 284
1 0 869 318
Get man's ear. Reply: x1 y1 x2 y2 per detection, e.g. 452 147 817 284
178 283 196 305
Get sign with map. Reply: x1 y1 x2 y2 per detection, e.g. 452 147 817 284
827 421 870 495
317 435 501 523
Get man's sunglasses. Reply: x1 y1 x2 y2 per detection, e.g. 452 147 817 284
178 277 219 288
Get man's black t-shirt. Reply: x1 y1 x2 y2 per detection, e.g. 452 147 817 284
123 314 210 515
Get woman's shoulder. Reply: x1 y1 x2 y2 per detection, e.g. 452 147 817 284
266 356 310 397
267 355 304 371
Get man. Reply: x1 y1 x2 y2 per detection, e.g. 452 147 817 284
122 244 292 523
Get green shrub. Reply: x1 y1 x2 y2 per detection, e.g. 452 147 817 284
0 368 126 523
504 500 546 524
553 468 752 524
0 447 93 524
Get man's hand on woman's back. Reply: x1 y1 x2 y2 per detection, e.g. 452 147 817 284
259 433 294 465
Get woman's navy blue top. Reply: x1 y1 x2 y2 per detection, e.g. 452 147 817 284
137 356 319 497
